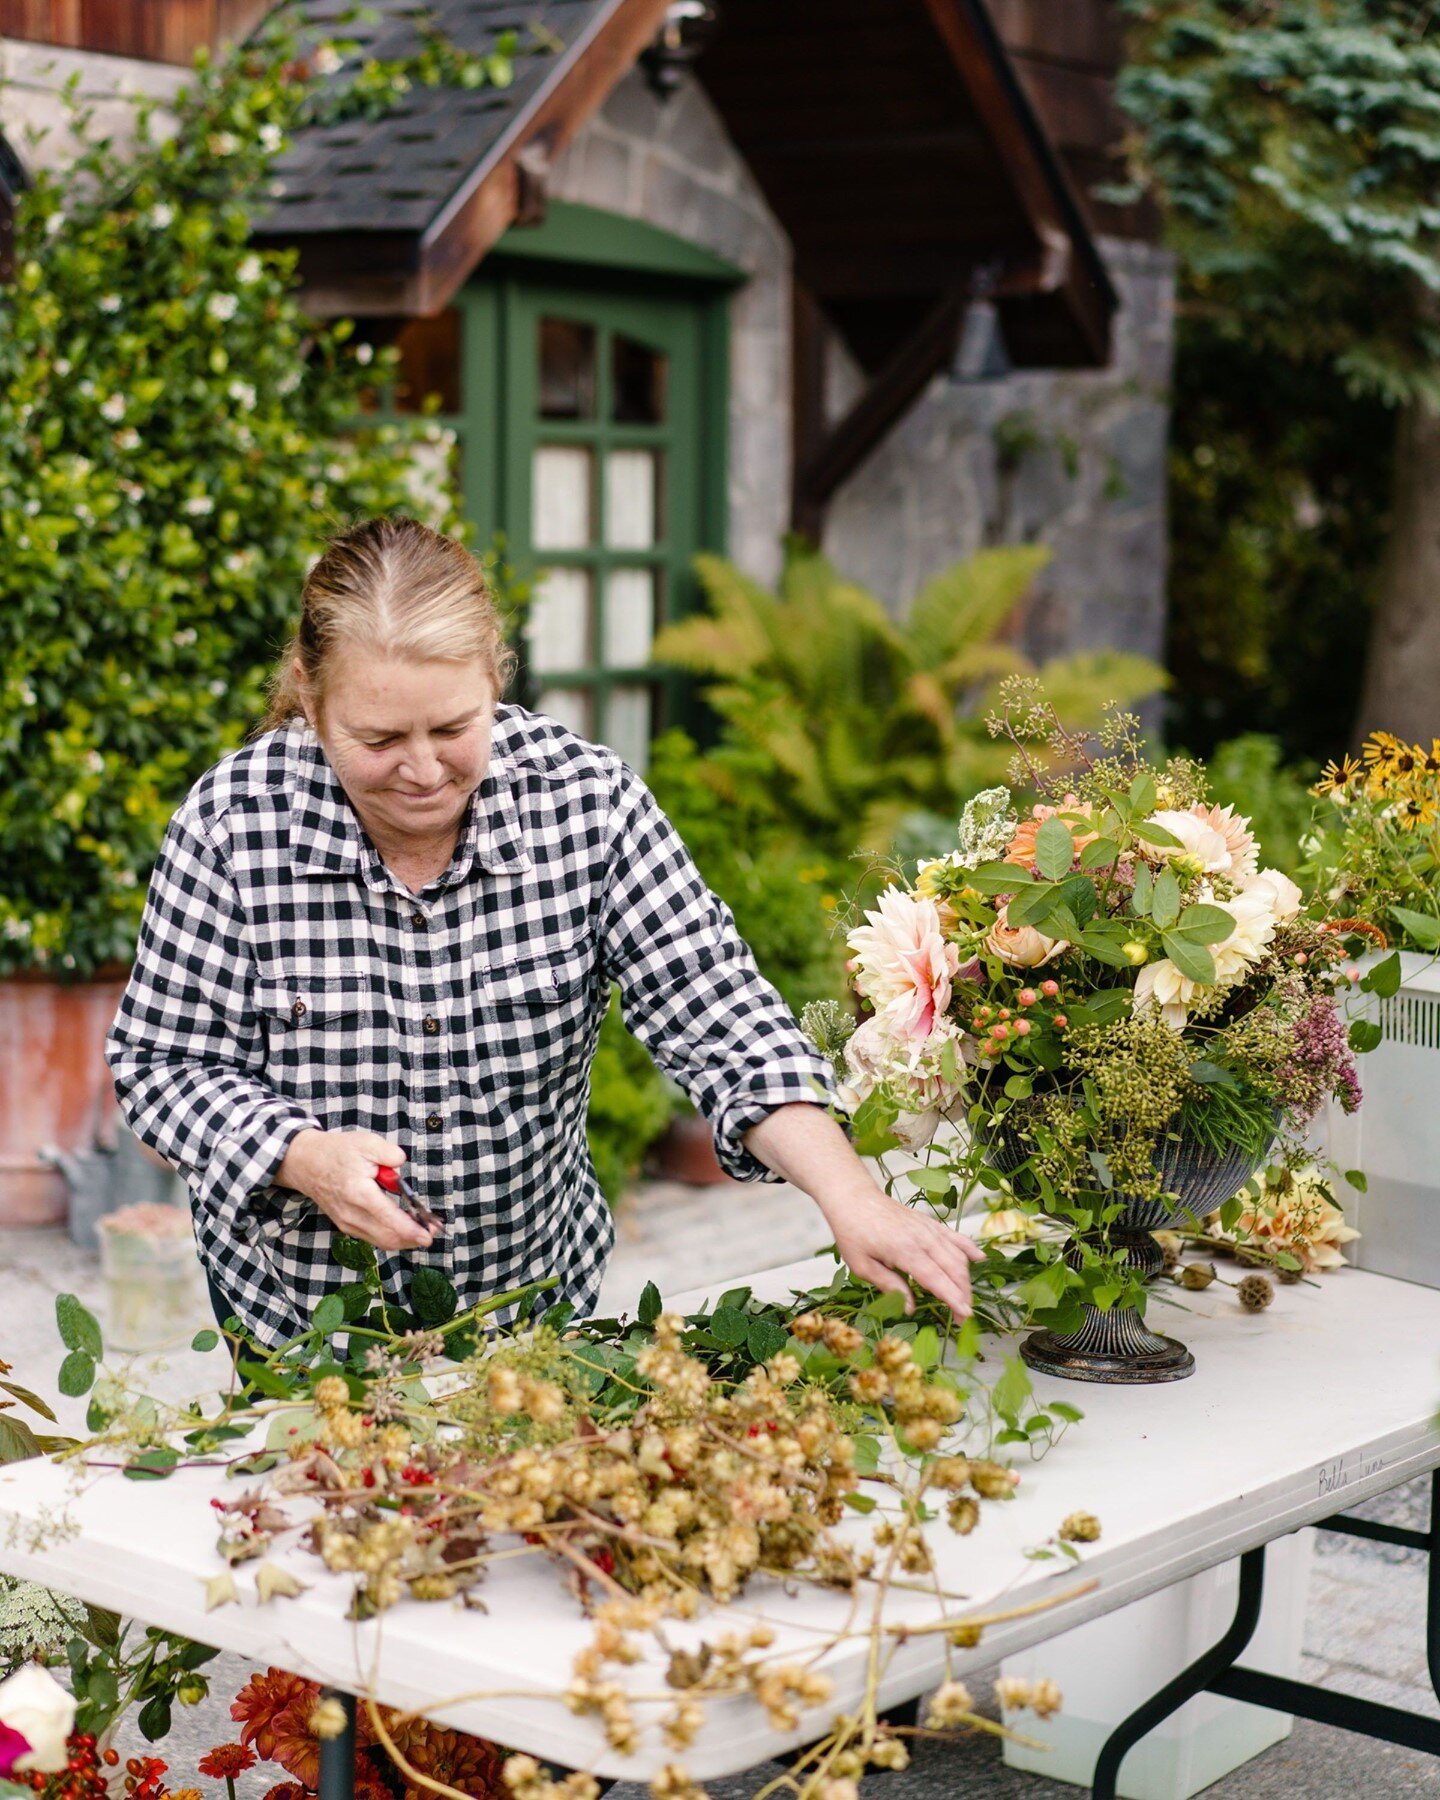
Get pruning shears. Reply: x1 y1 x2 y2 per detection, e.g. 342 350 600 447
376 1164 444 1235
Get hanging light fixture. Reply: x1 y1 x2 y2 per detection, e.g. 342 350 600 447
640 0 720 99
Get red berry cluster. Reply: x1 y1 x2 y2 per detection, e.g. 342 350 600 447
19 1733 118 1800
972 979 1067 1057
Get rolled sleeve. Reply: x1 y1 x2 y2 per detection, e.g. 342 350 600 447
597 767 835 1181
105 805 320 1242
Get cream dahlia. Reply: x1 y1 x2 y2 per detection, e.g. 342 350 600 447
847 889 960 1039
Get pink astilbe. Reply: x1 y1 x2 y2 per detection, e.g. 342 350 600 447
1276 995 1362 1123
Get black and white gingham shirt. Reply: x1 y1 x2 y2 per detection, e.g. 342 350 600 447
105 706 834 1348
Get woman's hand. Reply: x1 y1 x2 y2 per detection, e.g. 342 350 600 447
742 1103 983 1324
276 1128 436 1253
817 1183 983 1323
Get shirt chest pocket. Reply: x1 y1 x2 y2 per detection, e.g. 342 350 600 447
253 976 380 1103
473 937 596 1087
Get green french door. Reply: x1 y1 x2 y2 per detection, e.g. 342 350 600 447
458 268 729 770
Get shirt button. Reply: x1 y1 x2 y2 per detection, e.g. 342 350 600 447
291 999 307 1019
425 1113 443 1131
410 910 427 929
423 1017 439 1035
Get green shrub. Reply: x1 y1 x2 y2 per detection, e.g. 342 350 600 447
1203 735 1318 877
586 994 678 1204
0 15 522 975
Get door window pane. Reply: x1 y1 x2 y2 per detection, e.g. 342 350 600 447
603 568 657 668
539 317 596 420
612 335 667 424
528 568 592 674
532 445 592 549
604 448 658 549
605 686 653 771
538 687 592 739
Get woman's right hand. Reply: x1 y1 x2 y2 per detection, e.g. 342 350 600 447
276 1128 436 1252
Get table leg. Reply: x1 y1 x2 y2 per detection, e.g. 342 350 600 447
317 1690 358 1800
1090 1547 1266 1800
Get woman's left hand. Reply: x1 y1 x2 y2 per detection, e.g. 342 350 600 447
817 1183 983 1324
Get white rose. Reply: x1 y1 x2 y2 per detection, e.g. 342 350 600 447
0 1663 77 1773
1133 957 1194 1029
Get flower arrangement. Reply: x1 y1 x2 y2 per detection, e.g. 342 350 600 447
1304 731 1440 952
822 687 1363 1360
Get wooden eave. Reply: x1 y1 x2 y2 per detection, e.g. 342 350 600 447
252 0 676 318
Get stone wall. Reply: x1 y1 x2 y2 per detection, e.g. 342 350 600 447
823 238 1177 671
549 70 793 587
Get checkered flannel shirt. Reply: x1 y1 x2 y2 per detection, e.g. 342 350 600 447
105 705 835 1348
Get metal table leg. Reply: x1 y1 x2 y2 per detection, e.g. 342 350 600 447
1092 1469 1440 1797
317 1690 358 1800
1091 1547 1266 1800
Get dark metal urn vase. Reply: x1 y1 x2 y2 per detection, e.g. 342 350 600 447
988 1127 1272 1385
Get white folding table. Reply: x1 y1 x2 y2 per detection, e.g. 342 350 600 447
3 1257 1439 1799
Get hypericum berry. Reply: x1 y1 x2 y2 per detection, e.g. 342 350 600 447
998 1008 1011 1020
1041 979 1059 997
1017 988 1037 1007
1053 1013 1068 1029
1013 1019 1031 1036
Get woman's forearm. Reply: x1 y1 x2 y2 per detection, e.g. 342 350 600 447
742 1102 886 1222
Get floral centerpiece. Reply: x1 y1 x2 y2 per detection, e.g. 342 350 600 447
820 688 1363 1384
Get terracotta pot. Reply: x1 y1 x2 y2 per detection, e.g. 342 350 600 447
648 1112 729 1186
0 970 129 1226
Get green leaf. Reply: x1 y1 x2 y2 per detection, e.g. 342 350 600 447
1161 932 1217 985
1151 869 1181 930
1130 860 1154 914
1048 1400 1084 1423
637 1281 663 1327
1006 882 1061 930
1220 1195 1244 1232
56 1294 103 1359
717 1287 752 1313
190 1330 219 1353
1132 819 1184 850
1128 771 1158 815
1188 1058 1237 1088
138 1695 172 1742
991 1354 1033 1426
1079 837 1121 871
1349 1019 1383 1054
58 1350 96 1397
1078 932 1132 967
841 1491 877 1513
746 1316 789 1363
1360 950 1403 996
1057 874 1099 926
1004 1074 1033 1100
1171 903 1236 946
851 1434 881 1475
912 1325 940 1368
967 861 1037 893
1345 1168 1369 1193
410 1267 458 1327
237 1360 298 1400
1389 907 1440 951
1034 816 1076 881
0 1380 57 1421
123 1448 179 1482
908 1167 955 1196
710 1305 749 1346
312 1294 345 1335
0 1415 42 1464
330 1235 374 1273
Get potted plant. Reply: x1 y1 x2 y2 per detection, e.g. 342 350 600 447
0 19 516 1225
1304 732 1440 1285
814 684 1364 1383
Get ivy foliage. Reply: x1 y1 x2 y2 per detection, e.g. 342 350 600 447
0 9 533 975
1118 0 1440 403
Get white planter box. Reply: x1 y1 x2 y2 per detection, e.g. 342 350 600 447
1326 950 1440 1289
1001 1531 1313 1799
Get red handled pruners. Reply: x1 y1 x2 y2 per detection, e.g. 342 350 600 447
376 1165 444 1235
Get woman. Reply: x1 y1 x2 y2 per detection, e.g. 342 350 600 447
106 517 981 1347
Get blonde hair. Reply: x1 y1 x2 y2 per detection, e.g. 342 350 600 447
263 515 516 731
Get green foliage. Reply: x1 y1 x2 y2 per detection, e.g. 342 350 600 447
652 538 1162 862
585 993 678 1204
1119 0 1440 404
0 12 527 975
0 1576 87 1671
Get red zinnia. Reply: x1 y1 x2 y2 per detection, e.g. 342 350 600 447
198 1745 258 1781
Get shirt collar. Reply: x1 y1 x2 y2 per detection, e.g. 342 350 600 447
285 710 534 883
